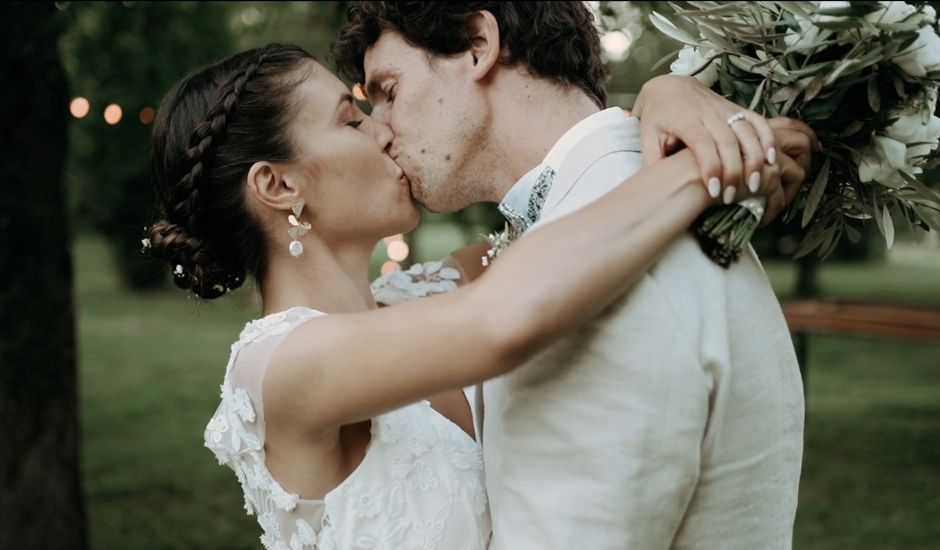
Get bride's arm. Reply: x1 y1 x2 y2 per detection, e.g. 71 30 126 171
263 149 746 433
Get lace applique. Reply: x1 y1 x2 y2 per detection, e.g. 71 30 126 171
223 384 256 423
206 412 228 444
290 520 318 549
239 310 293 344
370 261 461 306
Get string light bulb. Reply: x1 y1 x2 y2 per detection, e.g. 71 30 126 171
104 103 123 125
70 97 90 118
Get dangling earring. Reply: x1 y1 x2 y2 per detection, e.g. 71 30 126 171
288 200 312 257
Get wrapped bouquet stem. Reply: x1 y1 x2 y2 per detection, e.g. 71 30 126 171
653 1 940 266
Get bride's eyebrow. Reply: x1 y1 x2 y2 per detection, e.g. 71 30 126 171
333 93 354 117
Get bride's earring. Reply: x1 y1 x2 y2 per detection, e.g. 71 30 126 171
287 200 312 257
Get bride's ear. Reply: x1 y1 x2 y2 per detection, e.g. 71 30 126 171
467 10 501 82
246 161 298 212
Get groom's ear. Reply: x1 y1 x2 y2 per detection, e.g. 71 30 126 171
467 10 501 82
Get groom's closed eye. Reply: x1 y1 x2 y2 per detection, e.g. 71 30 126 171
365 69 398 104
382 84 396 104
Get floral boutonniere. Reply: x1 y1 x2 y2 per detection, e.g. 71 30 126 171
481 223 512 267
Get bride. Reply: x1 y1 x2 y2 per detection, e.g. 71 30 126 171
144 43 811 549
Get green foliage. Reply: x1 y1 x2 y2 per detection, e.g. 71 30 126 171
659 1 940 264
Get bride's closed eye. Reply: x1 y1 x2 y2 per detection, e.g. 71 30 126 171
347 120 363 129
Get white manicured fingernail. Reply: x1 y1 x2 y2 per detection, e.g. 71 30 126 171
708 177 721 199
748 171 761 193
767 147 776 165
723 185 737 205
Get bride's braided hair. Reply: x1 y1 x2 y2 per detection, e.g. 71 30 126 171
145 44 314 299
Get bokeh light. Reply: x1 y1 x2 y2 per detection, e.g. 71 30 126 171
353 83 367 101
387 240 410 262
70 97 90 119
380 261 400 274
138 106 155 124
103 103 123 125
601 30 631 62
240 6 261 25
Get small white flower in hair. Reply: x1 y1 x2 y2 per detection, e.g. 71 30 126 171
141 238 151 250
175 264 184 276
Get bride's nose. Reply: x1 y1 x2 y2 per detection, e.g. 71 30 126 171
368 116 395 154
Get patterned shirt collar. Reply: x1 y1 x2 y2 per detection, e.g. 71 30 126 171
497 107 626 232
498 163 544 234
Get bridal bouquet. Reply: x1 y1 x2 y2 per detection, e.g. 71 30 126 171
653 1 940 266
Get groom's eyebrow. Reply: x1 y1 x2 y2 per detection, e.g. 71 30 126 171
364 69 396 101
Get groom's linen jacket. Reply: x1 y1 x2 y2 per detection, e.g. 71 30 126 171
481 108 805 549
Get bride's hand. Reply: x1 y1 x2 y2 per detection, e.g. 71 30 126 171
632 75 820 203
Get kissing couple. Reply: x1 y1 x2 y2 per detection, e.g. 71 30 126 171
145 2 814 549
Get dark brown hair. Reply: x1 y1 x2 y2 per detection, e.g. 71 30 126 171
145 43 314 299
331 1 608 109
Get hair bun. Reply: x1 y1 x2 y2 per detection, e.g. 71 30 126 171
145 220 246 299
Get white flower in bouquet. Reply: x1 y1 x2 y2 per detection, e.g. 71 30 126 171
814 1 854 23
859 136 910 187
784 16 831 51
892 25 940 77
670 45 719 87
867 2 936 27
884 87 940 162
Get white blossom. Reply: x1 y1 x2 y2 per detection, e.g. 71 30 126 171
885 113 940 158
813 1 854 24
867 1 936 27
858 136 922 187
892 25 940 77
858 151 905 186
885 86 940 162
670 45 719 87
785 20 822 50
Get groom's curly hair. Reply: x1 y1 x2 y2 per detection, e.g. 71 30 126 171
331 1 608 109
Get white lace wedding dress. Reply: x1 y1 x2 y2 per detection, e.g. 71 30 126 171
204 262 491 549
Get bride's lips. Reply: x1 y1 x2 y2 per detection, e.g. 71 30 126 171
399 173 414 195
389 158 411 188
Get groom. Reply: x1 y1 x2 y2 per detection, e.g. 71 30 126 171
335 2 809 548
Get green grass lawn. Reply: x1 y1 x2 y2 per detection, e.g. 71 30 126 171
74 230 940 549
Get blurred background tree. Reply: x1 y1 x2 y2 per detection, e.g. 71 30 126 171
1 2 87 548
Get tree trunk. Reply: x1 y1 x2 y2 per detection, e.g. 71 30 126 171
0 3 89 548
795 254 820 298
